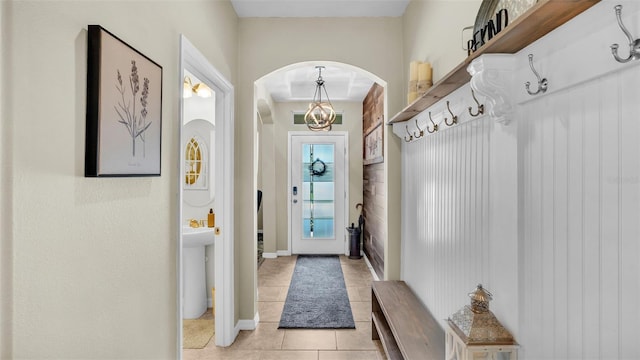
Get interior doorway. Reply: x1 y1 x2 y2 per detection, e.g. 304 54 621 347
254 61 388 259
178 35 235 353
253 61 388 330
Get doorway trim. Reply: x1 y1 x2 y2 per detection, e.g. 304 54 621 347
288 131 350 255
178 35 235 353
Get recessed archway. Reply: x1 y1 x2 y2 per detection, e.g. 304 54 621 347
252 60 388 323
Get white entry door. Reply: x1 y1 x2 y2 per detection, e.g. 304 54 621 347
289 132 348 254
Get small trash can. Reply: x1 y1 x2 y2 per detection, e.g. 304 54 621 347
346 223 362 259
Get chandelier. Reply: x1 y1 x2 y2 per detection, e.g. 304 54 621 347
304 66 336 131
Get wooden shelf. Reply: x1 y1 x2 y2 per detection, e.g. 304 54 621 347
388 0 601 124
372 311 403 360
371 281 445 360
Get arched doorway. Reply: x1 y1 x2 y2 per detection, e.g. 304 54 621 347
253 61 388 317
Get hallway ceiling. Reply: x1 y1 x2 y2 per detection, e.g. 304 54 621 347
260 64 375 103
230 0 410 18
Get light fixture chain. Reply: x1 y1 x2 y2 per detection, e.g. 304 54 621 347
304 65 336 132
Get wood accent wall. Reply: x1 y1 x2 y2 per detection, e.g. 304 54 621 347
362 83 384 279
363 162 384 279
363 83 384 134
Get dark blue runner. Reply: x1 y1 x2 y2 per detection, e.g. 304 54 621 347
278 255 356 329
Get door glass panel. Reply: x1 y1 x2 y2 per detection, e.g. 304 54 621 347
301 143 335 239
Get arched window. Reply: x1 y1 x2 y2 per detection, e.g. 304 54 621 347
185 137 207 188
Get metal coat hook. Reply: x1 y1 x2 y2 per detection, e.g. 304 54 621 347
413 118 425 139
611 5 640 63
468 88 484 117
443 101 458 126
404 124 413 142
525 54 548 95
427 112 439 133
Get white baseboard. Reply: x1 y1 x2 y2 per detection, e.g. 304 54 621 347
232 323 241 341
235 312 259 332
363 253 380 281
263 251 290 259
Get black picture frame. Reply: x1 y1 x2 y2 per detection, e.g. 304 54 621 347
85 25 163 177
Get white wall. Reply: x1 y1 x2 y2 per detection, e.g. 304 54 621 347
182 115 217 298
403 1 481 92
1 1 237 358
401 81 519 331
259 123 277 255
516 2 640 357
182 96 217 223
399 1 640 358
518 64 640 360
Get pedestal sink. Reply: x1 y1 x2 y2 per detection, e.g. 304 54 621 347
182 226 215 319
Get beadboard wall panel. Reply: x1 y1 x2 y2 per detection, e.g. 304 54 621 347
402 66 640 359
402 115 494 326
519 64 640 360
398 4 640 358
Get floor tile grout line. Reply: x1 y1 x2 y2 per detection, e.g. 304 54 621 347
279 328 286 350
183 256 384 359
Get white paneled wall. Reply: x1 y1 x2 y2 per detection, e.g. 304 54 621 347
399 2 640 359
519 64 640 360
402 113 492 324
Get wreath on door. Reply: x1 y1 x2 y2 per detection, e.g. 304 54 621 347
309 158 327 177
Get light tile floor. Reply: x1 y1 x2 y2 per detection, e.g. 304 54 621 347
184 255 386 360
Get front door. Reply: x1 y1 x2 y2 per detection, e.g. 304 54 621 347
289 132 347 254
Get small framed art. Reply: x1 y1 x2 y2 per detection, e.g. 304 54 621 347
85 25 163 177
364 123 383 165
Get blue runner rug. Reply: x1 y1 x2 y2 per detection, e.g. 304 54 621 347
278 255 356 329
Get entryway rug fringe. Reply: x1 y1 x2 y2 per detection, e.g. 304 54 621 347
278 255 356 329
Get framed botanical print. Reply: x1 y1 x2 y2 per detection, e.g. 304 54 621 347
85 25 163 177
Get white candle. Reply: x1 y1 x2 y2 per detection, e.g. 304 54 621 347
418 62 432 82
409 61 419 82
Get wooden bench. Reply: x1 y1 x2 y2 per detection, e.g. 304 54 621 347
371 280 445 360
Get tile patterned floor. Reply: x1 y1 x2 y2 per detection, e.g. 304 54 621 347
183 255 386 360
